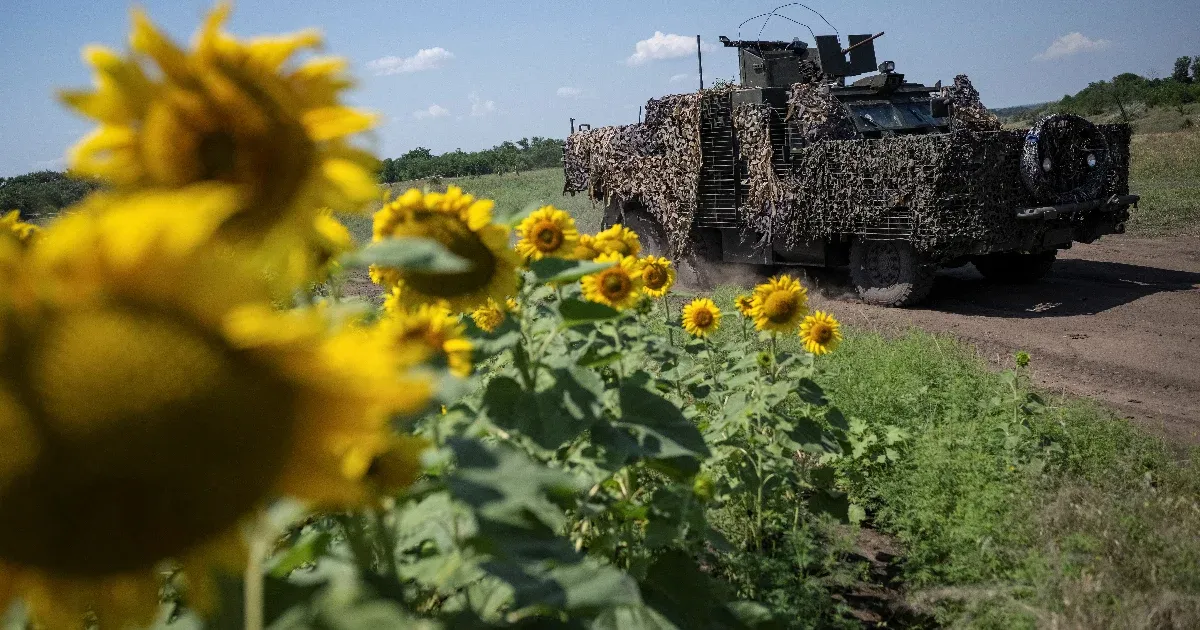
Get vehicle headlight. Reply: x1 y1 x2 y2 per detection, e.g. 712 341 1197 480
1042 157 1052 172
1086 153 1097 168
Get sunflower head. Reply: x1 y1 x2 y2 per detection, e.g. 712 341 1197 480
59 4 380 244
750 274 809 333
682 297 722 338
580 253 644 310
574 234 601 261
1015 351 1031 368
371 187 520 313
2 210 41 247
593 224 641 257
365 434 432 495
734 294 754 318
516 205 579 261
799 311 842 355
471 298 508 333
0 206 428 627
380 299 473 377
639 255 675 298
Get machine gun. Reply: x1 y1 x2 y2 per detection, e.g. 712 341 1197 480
719 32 883 87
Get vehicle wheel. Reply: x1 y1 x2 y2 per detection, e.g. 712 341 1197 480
621 210 668 257
849 239 935 307
972 251 1057 283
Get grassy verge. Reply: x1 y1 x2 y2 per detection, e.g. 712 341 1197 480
655 286 1200 628
1127 128 1200 236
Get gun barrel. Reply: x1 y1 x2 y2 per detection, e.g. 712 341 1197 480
841 32 884 55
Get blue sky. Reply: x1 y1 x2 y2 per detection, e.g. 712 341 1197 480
1 0 1197 176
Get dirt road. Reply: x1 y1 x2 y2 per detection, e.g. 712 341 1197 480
804 235 1200 444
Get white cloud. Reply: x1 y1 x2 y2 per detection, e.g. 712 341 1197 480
469 92 497 116
1034 33 1112 61
412 104 450 120
557 86 584 98
368 47 455 75
627 32 712 66
669 73 696 84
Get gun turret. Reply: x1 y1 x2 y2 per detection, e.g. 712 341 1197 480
718 32 883 87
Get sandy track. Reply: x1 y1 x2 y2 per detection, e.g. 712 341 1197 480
801 235 1200 444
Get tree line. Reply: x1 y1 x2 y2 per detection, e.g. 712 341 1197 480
0 170 100 219
379 137 564 183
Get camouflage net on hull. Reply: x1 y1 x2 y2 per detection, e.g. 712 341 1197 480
768 125 1131 260
565 75 1131 263
940 74 1002 132
731 103 785 242
562 88 736 255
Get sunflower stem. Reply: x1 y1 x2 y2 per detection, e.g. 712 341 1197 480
244 529 267 630
664 297 676 347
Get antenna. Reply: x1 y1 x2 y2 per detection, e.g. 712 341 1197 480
697 35 705 90
738 3 838 41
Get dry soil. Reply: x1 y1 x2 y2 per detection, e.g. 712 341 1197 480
804 234 1200 445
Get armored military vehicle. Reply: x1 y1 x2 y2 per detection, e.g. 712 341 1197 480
563 31 1138 306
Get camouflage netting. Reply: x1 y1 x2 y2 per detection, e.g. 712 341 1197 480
731 104 785 242
940 74 1002 132
565 74 1131 264
562 87 736 255
786 83 858 144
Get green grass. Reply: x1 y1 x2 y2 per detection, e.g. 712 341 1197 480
1127 128 1200 236
813 331 1200 628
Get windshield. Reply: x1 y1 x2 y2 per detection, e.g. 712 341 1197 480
849 101 941 131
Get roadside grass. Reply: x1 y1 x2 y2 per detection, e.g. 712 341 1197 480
812 330 1200 628
1127 127 1200 236
642 286 1200 628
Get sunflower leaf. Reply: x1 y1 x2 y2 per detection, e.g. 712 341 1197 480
340 236 470 272
529 258 614 284
559 298 620 328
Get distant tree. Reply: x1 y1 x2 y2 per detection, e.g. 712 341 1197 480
0 170 101 219
1193 56 1200 82
1173 56 1192 83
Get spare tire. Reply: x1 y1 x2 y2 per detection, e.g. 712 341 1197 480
1020 114 1110 205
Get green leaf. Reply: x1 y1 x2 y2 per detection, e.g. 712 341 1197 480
806 488 851 522
560 297 620 327
200 574 326 630
787 417 842 455
529 258 614 284
848 503 868 525
340 236 469 272
794 378 828 406
480 371 602 451
606 385 711 476
269 531 332 578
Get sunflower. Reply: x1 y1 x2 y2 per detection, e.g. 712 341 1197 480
370 187 519 313
284 209 354 284
749 274 808 333
640 255 676 298
1 210 41 247
515 205 579 261
592 224 641 257
380 297 473 377
574 234 601 260
0 207 429 628
58 4 379 267
799 311 842 355
580 253 644 310
364 434 432 494
682 297 722 338
734 294 754 318
470 297 511 333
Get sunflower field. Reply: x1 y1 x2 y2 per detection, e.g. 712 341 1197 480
0 6 871 628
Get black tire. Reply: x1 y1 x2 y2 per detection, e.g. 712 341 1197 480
849 239 935 307
972 251 1057 283
621 210 668 257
